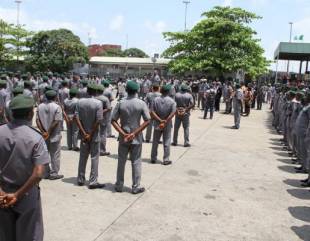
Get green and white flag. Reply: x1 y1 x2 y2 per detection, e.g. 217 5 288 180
294 35 304 41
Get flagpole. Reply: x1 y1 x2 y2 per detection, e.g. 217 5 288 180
287 22 293 74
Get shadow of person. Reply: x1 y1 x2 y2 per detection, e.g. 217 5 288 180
274 151 290 157
270 146 286 151
222 125 234 129
103 182 132 193
278 165 298 174
61 146 69 151
291 225 310 241
278 158 296 165
62 177 80 186
287 189 310 200
283 179 302 188
289 207 310 222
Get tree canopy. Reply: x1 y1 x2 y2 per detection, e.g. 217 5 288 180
26 29 88 72
162 6 270 78
0 19 32 66
98 47 148 58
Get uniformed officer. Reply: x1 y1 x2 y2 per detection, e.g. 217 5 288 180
0 78 7 124
145 83 161 142
204 85 216 119
75 84 105 189
96 84 112 156
112 80 151 194
102 80 115 138
64 88 79 151
172 84 194 147
0 95 50 241
36 90 64 180
150 84 176 165
5 86 24 122
78 79 88 98
23 81 34 98
232 84 244 129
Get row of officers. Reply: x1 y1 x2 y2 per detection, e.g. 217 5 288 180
272 85 310 186
0 75 194 241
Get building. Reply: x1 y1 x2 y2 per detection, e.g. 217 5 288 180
89 56 171 78
88 44 122 57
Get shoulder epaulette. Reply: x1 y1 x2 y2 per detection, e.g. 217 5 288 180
27 126 43 136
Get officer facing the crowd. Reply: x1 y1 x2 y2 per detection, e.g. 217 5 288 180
0 95 50 241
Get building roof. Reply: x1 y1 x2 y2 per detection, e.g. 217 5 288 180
90 56 171 65
274 42 310 61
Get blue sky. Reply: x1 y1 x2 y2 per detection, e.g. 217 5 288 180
1 0 310 71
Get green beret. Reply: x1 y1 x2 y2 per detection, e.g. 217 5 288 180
180 84 189 91
10 95 35 110
42 76 49 81
44 86 53 93
45 90 57 98
21 74 28 81
69 88 79 95
162 84 172 92
24 81 32 87
0 79 7 85
80 79 88 85
61 79 69 85
0 74 7 80
152 82 160 88
47 72 53 76
95 84 104 92
101 80 110 87
126 81 139 91
87 83 97 91
12 86 24 95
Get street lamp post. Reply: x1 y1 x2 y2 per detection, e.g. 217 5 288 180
15 0 22 26
183 1 190 31
287 22 293 74
15 0 22 62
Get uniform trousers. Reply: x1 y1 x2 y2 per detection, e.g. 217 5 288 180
173 115 190 145
0 186 43 241
78 141 100 185
115 143 142 189
151 126 172 162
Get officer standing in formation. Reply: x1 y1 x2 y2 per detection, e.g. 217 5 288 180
172 84 194 147
75 84 105 189
150 84 176 165
0 95 50 241
232 84 244 129
36 89 64 180
112 81 151 194
145 83 161 142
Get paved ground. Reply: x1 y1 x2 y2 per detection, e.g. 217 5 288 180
41 105 310 241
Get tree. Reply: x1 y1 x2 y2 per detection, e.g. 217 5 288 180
98 48 124 57
123 48 148 57
26 29 88 72
162 6 270 78
0 19 32 66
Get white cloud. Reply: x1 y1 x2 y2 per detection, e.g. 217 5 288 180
144 20 167 33
222 0 233 7
109 15 124 31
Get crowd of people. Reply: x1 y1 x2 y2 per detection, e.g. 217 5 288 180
271 83 310 186
0 69 275 240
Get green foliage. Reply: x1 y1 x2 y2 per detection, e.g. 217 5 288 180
123 48 148 57
26 29 88 72
98 47 148 58
98 48 124 57
0 19 32 66
162 6 270 78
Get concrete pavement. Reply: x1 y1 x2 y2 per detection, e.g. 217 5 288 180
41 106 310 241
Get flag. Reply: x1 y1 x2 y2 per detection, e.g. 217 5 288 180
294 35 304 41
299 35 304 40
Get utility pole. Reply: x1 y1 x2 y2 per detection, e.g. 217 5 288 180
183 1 190 31
15 0 22 62
287 22 293 74
15 0 22 26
